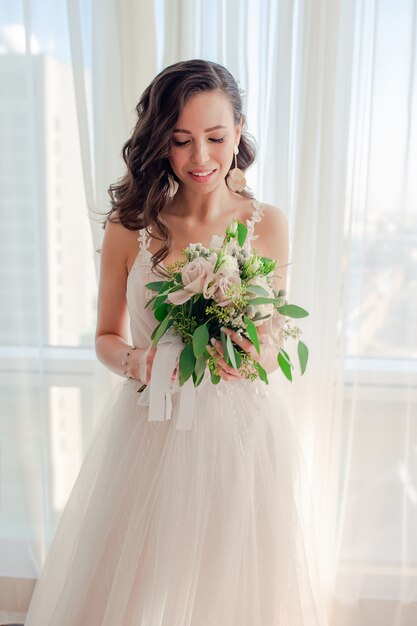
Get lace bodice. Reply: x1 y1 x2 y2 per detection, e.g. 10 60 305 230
126 199 264 350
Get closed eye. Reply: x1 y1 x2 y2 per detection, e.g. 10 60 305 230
172 137 225 146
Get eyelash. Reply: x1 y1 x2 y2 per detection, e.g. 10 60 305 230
172 138 225 146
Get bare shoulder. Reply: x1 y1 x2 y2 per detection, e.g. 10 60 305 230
252 202 289 292
259 202 288 230
256 202 289 257
101 213 139 274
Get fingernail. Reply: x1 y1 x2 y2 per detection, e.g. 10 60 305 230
210 337 216 345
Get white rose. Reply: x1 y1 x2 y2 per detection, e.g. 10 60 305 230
209 234 224 251
218 253 239 275
246 275 271 292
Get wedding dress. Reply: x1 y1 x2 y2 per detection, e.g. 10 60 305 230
24 199 328 625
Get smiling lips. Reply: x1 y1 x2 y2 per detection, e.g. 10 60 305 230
188 169 217 182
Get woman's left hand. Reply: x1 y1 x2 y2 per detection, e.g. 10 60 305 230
207 327 279 381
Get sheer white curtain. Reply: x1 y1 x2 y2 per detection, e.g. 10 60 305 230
1 1 416 624
0 1 157 622
159 1 417 624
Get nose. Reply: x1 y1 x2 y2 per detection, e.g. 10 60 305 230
191 140 209 164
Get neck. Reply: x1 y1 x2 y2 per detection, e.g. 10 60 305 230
165 183 238 223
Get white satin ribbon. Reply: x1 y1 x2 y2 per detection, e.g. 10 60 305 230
137 330 196 430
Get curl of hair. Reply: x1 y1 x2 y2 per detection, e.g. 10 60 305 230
98 59 257 276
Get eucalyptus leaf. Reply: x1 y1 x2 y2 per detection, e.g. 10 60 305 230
145 280 167 292
226 334 238 369
237 221 248 246
210 369 221 385
179 343 196 386
248 296 278 305
279 349 292 365
234 348 242 369
192 324 209 358
297 340 309 375
220 331 229 364
151 313 173 346
152 294 168 311
194 354 207 387
246 284 270 297
154 303 169 321
277 304 309 318
243 316 260 354
254 361 269 384
278 350 293 381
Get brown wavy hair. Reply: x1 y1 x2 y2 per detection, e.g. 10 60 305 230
101 59 257 275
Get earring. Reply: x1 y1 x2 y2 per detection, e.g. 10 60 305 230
226 145 246 192
167 173 179 198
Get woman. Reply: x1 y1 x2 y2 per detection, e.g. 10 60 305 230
25 59 328 625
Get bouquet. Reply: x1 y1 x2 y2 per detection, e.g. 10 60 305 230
145 220 309 388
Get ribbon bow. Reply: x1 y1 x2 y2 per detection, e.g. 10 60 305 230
137 330 196 430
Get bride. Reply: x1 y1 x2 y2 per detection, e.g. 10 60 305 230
24 58 328 626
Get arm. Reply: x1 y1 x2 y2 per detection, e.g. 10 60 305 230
95 219 155 382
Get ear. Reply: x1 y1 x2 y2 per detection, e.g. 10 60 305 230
234 116 243 145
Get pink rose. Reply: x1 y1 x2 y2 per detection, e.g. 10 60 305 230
167 257 214 305
207 272 241 306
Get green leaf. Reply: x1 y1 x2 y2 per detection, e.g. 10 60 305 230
192 324 209 358
243 316 260 354
145 280 167 292
248 296 278 305
278 349 293 381
297 340 309 375
179 343 196 386
254 361 269 384
233 348 242 369
194 354 207 387
245 284 270 297
226 334 238 369
220 331 229 364
154 303 169 321
210 369 221 385
152 293 168 311
151 313 173 346
251 313 272 322
237 222 248 246
277 304 309 318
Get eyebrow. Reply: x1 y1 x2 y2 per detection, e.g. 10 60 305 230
172 125 228 134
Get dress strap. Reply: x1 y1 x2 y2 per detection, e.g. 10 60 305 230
137 227 151 253
246 199 264 243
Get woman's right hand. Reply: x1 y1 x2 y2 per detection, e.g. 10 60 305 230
124 344 178 385
123 345 157 384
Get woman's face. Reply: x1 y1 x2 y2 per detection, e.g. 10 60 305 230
168 90 242 192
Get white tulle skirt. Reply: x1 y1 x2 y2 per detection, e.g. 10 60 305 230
24 371 328 626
